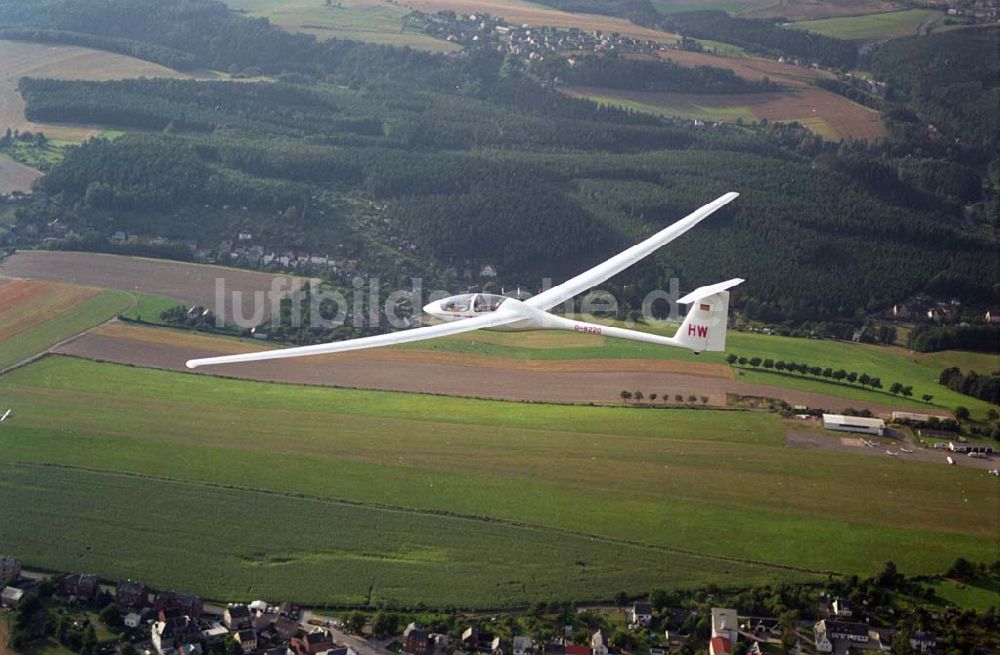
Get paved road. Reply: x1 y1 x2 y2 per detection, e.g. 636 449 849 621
299 611 394 655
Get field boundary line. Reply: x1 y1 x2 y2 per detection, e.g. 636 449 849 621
2 459 839 580
49 350 754 412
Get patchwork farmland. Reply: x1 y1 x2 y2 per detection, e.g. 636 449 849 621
786 8 944 41
565 86 885 141
0 279 132 370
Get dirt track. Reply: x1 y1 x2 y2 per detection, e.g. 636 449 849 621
0 250 315 325
56 321 913 413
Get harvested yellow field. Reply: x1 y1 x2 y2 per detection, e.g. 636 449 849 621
0 39 191 143
0 279 99 340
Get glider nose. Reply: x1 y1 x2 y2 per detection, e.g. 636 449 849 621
423 300 443 316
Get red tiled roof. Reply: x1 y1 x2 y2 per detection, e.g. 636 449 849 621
710 637 733 655
565 645 590 655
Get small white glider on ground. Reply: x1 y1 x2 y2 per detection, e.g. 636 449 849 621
186 192 743 369
0 409 10 422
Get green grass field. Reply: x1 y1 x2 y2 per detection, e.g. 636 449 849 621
0 356 995 606
0 290 132 369
570 92 756 123
787 9 941 41
401 324 998 417
223 0 459 52
0 461 808 607
118 291 184 322
930 576 1000 612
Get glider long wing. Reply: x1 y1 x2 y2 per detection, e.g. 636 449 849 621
524 192 739 312
185 309 522 369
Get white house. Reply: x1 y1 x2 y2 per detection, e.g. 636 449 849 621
591 631 608 655
711 608 739 643
513 637 533 655
814 621 832 653
125 612 143 629
822 414 885 436
2 586 24 609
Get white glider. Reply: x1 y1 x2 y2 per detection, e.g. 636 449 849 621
186 192 742 369
0 409 10 422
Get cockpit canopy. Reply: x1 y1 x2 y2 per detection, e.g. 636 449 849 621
438 293 508 314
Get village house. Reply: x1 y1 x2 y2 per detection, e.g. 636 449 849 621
236 629 259 654
155 591 204 618
564 645 589 655
0 556 21 585
225 605 254 631
741 617 779 639
404 623 433 655
491 637 510 655
117 579 150 610
814 620 869 653
831 598 855 618
628 602 653 628
2 586 24 609
61 573 99 601
202 623 231 645
909 631 937 653
275 616 301 641
712 608 739 643
513 637 533 655
590 631 608 655
151 610 201 655
462 627 497 654
292 630 334 655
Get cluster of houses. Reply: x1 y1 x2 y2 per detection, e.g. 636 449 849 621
2 561 353 655
407 11 673 62
705 603 939 655
402 623 614 655
885 298 1000 326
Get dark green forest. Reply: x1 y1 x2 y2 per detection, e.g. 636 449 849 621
2 0 998 324
662 11 859 69
868 27 1000 165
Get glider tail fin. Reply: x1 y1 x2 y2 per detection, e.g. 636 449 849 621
673 278 744 353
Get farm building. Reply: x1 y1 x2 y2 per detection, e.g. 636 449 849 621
2 586 24 608
814 620 870 652
822 414 885 436
0 556 20 585
891 411 933 423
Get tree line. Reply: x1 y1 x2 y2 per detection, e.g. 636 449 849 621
939 367 1000 405
908 325 1000 353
